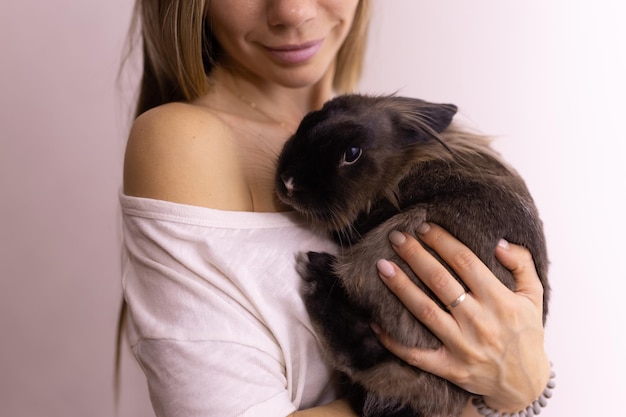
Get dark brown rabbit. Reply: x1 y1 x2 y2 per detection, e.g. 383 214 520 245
275 94 550 417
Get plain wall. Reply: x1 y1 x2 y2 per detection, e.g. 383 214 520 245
1 1 624 416
0 1 152 416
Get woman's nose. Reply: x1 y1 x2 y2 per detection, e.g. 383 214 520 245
267 0 317 28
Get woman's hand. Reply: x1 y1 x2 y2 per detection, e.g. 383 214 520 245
372 222 551 414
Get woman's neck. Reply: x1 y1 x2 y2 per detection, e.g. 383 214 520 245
206 66 334 128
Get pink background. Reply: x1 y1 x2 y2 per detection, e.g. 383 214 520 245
1 1 624 416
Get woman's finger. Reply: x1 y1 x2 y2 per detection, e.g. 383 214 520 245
495 239 544 308
376 258 460 345
388 229 472 310
410 222 508 301
370 322 462 383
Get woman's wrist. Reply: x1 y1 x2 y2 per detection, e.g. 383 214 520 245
479 359 554 415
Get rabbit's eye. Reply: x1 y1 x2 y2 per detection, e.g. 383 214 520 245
341 147 362 166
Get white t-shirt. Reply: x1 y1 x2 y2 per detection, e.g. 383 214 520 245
120 194 339 417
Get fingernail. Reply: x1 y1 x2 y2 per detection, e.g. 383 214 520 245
377 259 395 279
497 238 509 249
370 323 381 335
389 231 406 246
417 222 431 235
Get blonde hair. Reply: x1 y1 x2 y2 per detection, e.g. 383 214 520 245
126 0 371 116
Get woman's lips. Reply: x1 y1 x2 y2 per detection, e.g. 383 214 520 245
264 39 324 65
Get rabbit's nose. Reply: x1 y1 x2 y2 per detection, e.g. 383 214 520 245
281 174 295 197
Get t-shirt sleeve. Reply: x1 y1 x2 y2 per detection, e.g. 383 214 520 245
120 195 338 417
133 338 297 417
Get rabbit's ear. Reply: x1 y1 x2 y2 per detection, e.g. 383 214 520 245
386 96 457 139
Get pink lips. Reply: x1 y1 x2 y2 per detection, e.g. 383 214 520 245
264 39 324 65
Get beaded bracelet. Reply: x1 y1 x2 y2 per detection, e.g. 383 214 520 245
472 363 555 417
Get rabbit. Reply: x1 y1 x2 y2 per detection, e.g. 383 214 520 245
275 93 550 417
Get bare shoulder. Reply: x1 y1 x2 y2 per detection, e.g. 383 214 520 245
123 102 251 210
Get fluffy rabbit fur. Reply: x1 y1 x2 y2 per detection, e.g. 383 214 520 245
275 94 550 417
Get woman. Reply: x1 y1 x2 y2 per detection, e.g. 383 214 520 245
120 1 552 416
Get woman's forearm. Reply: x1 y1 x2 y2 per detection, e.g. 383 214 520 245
293 398 481 417
290 399 357 417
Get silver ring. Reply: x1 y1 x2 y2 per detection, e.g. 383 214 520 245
447 291 467 310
